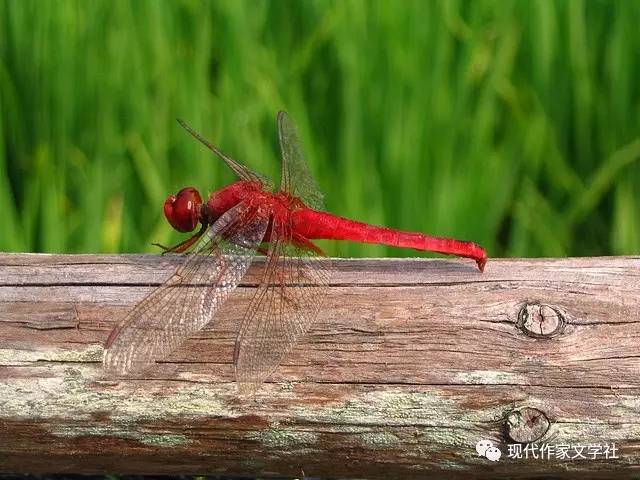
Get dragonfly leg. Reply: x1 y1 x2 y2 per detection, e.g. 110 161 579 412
153 224 207 255
253 236 322 256
292 234 325 256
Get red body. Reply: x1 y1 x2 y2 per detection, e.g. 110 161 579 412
204 180 487 270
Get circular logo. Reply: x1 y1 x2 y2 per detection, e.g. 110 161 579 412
476 439 494 456
485 446 502 461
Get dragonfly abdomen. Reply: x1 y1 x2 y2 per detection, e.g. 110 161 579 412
292 208 487 271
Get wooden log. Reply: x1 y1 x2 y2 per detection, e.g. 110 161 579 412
1 253 639 478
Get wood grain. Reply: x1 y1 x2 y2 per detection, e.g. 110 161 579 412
1 253 639 478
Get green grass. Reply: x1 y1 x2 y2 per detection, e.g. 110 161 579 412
0 0 639 259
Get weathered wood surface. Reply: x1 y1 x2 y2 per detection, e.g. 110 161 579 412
1 253 639 478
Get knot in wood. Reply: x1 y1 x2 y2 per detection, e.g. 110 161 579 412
517 303 565 338
505 407 549 443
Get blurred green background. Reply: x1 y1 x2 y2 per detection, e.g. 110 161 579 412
0 0 639 259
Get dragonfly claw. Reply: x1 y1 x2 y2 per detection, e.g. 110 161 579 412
152 225 207 255
152 242 171 255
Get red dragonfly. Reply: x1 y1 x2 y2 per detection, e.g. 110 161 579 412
103 111 487 393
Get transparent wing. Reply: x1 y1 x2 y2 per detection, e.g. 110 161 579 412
103 202 269 377
278 111 325 210
178 119 273 189
233 217 331 394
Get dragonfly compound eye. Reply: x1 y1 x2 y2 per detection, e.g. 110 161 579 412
163 187 203 232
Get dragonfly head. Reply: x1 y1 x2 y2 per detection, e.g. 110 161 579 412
163 187 203 232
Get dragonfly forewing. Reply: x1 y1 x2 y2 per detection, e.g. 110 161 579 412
103 202 269 377
177 119 273 189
